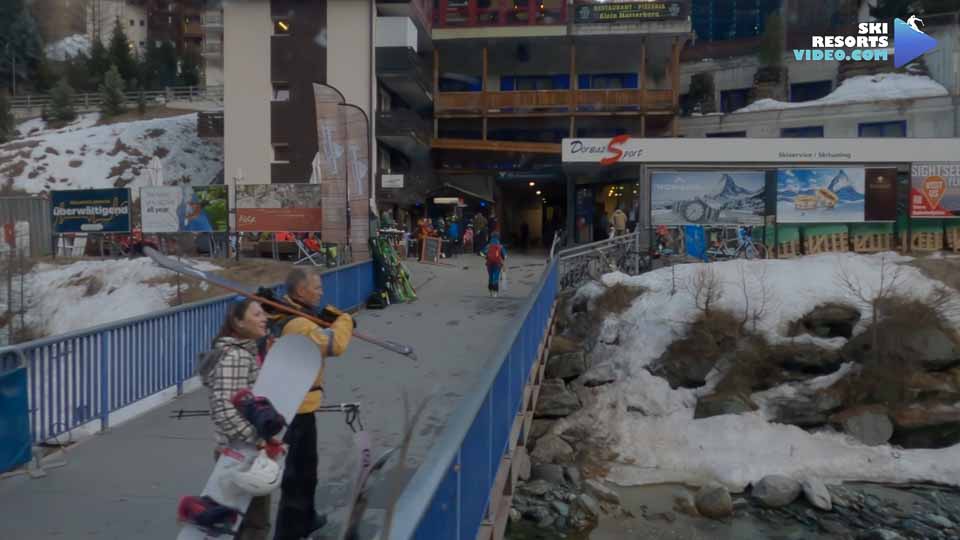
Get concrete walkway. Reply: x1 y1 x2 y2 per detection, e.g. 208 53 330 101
0 253 548 540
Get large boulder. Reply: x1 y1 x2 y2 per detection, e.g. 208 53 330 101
695 391 758 419
583 478 620 505
905 371 960 401
765 385 845 427
578 362 618 387
752 475 802 508
535 379 581 419
530 434 576 464
550 335 583 356
771 344 844 375
830 405 894 446
890 401 960 449
843 327 960 371
546 352 589 381
650 346 727 390
695 482 734 519
800 477 832 511
793 303 861 339
530 463 566 484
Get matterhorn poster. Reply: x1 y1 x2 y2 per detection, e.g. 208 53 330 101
651 170 766 225
777 168 866 223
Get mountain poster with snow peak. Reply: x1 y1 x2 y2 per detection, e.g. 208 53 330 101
651 170 766 226
776 168 867 223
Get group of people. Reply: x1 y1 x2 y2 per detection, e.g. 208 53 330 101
204 268 354 540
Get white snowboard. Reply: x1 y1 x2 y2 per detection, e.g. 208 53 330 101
178 334 321 539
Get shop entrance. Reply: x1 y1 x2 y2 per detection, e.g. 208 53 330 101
496 178 565 252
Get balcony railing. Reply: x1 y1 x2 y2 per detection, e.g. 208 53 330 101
201 41 222 55
201 13 223 27
434 0 567 28
436 88 675 114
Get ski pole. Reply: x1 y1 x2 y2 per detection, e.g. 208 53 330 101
144 247 417 360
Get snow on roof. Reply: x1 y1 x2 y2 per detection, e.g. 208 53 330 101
1 113 223 194
45 34 92 62
25 258 221 338
734 73 949 114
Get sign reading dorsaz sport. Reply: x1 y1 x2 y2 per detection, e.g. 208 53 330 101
562 137 960 164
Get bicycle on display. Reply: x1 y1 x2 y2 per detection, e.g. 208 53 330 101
706 226 768 261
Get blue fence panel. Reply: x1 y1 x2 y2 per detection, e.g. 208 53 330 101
0 367 31 473
0 261 373 447
389 259 559 540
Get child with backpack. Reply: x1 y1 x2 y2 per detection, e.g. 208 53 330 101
483 233 507 297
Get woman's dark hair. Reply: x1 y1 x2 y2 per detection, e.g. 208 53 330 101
214 298 259 343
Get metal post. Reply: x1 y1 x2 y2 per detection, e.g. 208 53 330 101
99 330 110 431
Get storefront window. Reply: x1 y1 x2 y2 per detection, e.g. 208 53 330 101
575 180 643 243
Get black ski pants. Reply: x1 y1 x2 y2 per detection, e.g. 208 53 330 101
274 413 318 540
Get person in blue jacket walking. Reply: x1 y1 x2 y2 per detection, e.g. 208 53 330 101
483 233 506 297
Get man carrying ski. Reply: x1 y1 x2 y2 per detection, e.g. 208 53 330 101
269 268 355 540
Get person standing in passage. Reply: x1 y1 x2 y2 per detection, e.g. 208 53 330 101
611 207 628 236
520 221 530 251
271 270 354 540
204 299 272 540
483 233 507 297
473 212 488 255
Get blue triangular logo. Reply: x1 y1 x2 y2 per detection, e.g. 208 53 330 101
894 18 937 68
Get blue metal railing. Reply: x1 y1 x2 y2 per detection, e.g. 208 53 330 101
0 261 374 445
388 258 559 539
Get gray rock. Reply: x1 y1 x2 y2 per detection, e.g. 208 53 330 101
695 482 733 519
563 466 581 488
924 514 955 529
800 477 832 511
575 493 602 520
509 508 522 523
843 326 960 371
531 434 575 464
674 490 699 517
530 463 566 484
535 379 581 418
584 478 621 505
517 479 554 498
768 386 845 428
650 347 721 389
549 335 583 356
694 392 758 419
831 406 894 446
530 419 554 440
798 304 861 339
546 352 589 381
752 475 802 508
514 447 532 481
551 500 570 517
775 345 844 375
856 530 905 540
579 362 618 387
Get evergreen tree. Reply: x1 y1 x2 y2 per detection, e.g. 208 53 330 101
758 14 785 68
87 39 111 86
177 47 202 87
157 41 178 88
0 92 15 143
0 1 43 92
139 40 161 90
33 55 56 93
136 84 147 116
49 78 77 123
108 17 138 86
99 65 126 117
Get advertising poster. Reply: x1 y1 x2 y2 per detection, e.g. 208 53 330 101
51 188 131 233
140 186 229 233
343 105 370 260
865 168 898 221
776 168 866 223
910 162 960 218
236 184 323 232
651 170 766 225
314 83 348 245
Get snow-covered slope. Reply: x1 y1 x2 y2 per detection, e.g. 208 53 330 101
45 34 92 62
24 258 220 337
568 253 960 491
1 113 222 194
735 73 948 113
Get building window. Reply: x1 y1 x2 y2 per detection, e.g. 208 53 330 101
272 83 290 101
140 20 145 26
781 126 824 137
168 16 173 24
720 88 750 113
139 41 145 47
273 18 291 35
130 19 135 26
706 131 747 137
272 144 291 163
790 80 832 103
858 120 907 137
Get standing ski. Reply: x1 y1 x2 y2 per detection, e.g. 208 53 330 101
143 247 417 360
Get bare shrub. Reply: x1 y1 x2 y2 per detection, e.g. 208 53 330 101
685 265 724 316
737 262 777 333
593 283 645 317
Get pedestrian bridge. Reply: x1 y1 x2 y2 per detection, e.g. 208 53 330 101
0 251 562 540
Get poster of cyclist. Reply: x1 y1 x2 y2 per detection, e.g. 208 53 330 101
651 170 766 225
777 168 866 223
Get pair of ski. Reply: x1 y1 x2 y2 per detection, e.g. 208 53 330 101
144 248 424 539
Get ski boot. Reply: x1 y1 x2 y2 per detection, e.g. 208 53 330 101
177 495 242 537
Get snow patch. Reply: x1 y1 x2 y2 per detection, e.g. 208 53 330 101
24 258 221 337
45 34 92 62
572 253 960 490
734 73 948 114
